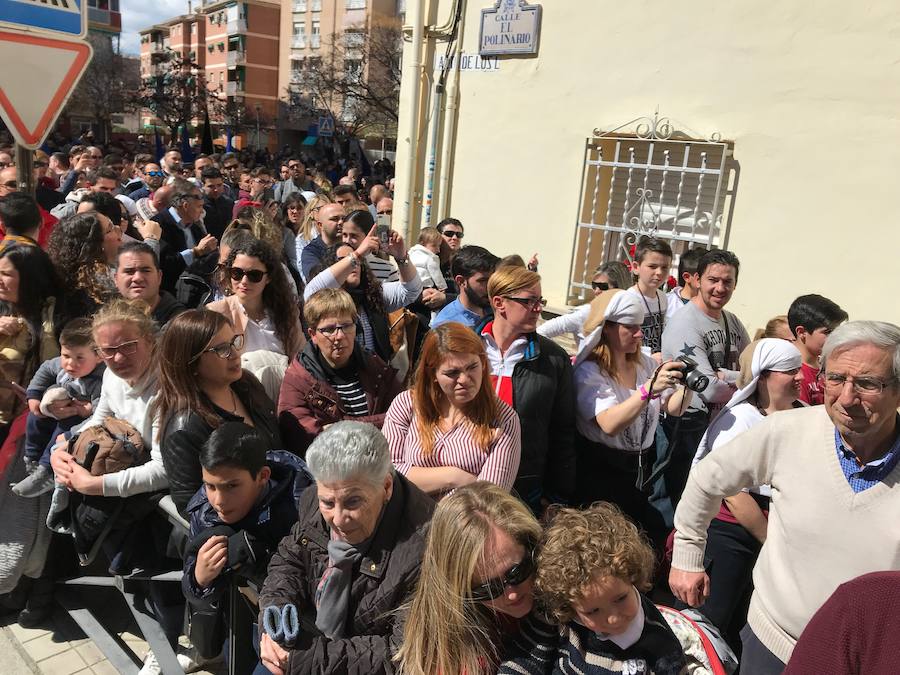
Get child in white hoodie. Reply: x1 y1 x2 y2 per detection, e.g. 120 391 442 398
408 227 448 293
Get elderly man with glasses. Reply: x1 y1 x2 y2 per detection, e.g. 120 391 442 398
152 178 218 293
670 320 900 674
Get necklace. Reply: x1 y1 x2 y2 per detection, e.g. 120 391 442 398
229 388 239 414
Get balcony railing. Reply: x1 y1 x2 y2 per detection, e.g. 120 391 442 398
226 81 243 96
310 34 320 48
292 36 307 48
227 50 245 66
226 19 246 33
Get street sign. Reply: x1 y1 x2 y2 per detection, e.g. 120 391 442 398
0 30 92 148
318 116 334 137
0 0 87 39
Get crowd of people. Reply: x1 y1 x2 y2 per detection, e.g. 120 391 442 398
0 136 898 675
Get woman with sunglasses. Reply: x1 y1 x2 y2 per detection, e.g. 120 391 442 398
383 322 520 497
207 238 304 360
155 309 283 516
394 481 542 675
537 260 633 341
304 226 422 363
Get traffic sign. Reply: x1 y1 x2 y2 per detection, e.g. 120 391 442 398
318 116 334 137
0 0 87 39
0 30 92 148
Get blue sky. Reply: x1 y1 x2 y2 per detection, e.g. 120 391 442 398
120 0 186 55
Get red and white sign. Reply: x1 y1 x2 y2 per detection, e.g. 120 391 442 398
0 30 92 149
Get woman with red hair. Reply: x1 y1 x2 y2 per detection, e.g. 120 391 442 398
382 321 521 498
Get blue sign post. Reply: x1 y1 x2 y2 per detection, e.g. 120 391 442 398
0 0 87 39
318 116 335 137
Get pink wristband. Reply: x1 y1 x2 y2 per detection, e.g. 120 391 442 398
640 384 651 401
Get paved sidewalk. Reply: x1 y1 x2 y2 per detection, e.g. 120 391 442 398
1 586 225 675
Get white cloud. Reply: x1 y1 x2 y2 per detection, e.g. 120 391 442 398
119 0 186 55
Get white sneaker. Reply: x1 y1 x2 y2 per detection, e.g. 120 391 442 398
177 644 223 673
138 650 161 675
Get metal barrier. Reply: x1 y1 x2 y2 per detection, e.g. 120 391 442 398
53 495 259 675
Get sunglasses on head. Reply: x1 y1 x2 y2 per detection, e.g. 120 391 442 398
470 546 536 602
592 281 610 291
228 266 266 283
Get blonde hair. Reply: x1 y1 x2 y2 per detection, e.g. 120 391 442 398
537 503 655 624
583 290 641 378
91 298 157 341
417 226 442 247
753 314 790 341
395 482 542 675
303 288 359 329
298 194 332 242
487 266 540 299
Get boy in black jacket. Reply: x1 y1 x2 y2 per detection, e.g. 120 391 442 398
182 422 313 655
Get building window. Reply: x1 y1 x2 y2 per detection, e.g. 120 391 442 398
293 0 307 11
568 115 737 303
311 20 320 48
346 0 365 9
311 0 321 11
292 23 307 48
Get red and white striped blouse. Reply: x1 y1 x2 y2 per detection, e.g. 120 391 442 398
382 390 522 493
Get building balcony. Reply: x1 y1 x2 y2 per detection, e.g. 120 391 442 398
226 19 246 33
227 50 245 67
310 35 320 48
226 81 244 96
292 36 307 48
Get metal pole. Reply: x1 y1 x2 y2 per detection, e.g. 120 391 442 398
15 145 34 196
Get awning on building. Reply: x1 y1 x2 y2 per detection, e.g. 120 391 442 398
302 136 317 146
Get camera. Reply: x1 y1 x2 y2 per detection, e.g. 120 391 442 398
675 356 710 392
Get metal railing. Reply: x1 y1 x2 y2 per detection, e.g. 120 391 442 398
227 50 245 66
292 36 307 48
226 18 246 33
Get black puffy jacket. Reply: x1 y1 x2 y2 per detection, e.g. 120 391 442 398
161 372 284 517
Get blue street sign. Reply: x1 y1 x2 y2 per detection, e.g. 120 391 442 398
318 116 334 137
0 0 86 39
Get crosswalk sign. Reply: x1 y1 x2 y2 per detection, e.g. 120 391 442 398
0 0 87 39
318 116 334 137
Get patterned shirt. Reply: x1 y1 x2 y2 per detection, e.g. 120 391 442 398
834 420 900 493
382 390 522 493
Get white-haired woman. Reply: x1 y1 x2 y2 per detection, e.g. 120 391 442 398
689 337 804 651
257 421 435 675
573 290 691 546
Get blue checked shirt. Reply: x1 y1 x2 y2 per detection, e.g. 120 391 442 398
834 419 900 493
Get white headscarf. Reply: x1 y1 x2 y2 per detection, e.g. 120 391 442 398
724 338 803 412
693 338 802 465
574 290 646 367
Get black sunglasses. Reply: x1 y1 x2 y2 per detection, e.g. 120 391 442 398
442 230 464 239
592 281 610 291
470 547 535 602
228 266 266 283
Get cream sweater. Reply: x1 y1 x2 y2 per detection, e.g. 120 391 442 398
673 405 900 663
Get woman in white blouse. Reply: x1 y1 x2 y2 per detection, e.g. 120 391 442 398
573 290 690 545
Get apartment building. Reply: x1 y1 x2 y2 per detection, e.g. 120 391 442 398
138 0 280 148
278 0 404 143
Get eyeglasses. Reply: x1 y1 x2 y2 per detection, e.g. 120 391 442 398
316 321 356 337
96 340 139 359
504 296 547 311
592 281 610 291
191 333 244 362
228 266 267 283
470 547 535 602
442 230 464 239
145 171 165 177
823 372 897 396
0 162 11 169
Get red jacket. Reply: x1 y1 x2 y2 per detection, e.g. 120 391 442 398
277 342 404 455
0 206 56 248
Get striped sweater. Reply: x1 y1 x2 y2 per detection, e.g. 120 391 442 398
382 390 522 493
499 595 687 675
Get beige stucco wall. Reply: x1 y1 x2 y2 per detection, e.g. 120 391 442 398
396 0 900 331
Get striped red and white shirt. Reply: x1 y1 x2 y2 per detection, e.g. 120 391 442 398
382 390 522 493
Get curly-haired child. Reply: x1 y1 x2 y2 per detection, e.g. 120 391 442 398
500 502 689 675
